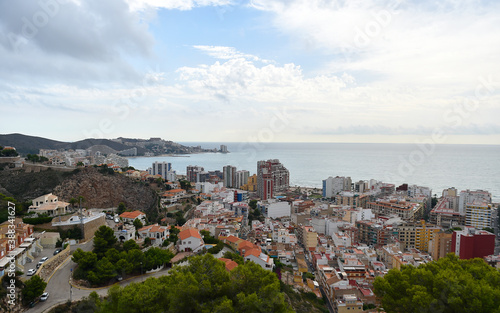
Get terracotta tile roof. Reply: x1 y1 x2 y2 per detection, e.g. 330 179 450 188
219 258 238 271
225 235 240 244
120 210 145 219
238 240 255 251
166 189 185 194
138 225 153 232
179 228 202 240
244 248 261 258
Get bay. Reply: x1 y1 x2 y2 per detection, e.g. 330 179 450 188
128 142 500 202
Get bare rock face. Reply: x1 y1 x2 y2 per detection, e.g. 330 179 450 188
54 168 158 217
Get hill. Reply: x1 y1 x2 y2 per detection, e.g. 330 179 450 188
0 167 159 221
0 168 78 201
0 133 221 156
0 133 66 155
53 167 158 219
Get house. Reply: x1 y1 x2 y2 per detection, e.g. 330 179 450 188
119 211 146 224
161 189 187 203
244 248 274 270
138 224 169 245
28 193 70 216
177 228 204 252
114 224 136 242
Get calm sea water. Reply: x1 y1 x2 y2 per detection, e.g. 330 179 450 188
128 143 500 202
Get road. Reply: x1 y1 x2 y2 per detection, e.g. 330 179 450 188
22 246 59 281
28 237 171 313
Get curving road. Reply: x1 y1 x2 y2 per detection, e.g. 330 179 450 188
26 239 171 313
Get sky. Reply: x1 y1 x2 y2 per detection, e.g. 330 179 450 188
1 0 500 144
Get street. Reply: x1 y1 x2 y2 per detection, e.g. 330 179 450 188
27 238 171 313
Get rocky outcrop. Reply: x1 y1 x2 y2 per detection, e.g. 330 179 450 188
54 167 158 219
0 168 76 201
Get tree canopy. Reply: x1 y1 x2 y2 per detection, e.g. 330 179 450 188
374 254 500 313
94 226 118 258
94 254 293 313
22 275 47 305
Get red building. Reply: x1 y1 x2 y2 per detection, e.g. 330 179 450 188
451 228 495 259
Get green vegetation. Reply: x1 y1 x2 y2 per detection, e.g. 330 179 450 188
25 154 48 163
302 272 315 281
0 147 19 157
133 218 143 230
97 164 115 175
117 202 126 215
280 282 327 313
72 226 173 286
93 226 118 258
73 254 293 313
0 193 21 223
58 225 83 240
72 243 173 286
223 251 244 265
166 210 186 226
167 225 179 244
22 214 53 225
248 200 264 224
483 227 495 234
200 230 224 254
22 275 47 305
374 254 500 313
178 179 191 191
0 169 77 203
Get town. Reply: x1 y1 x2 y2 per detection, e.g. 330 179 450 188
0 147 499 312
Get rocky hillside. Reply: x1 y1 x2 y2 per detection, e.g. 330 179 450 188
0 167 159 220
0 168 77 201
53 167 158 219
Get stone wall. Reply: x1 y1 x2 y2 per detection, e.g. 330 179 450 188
36 245 71 281
41 214 105 241
82 215 106 240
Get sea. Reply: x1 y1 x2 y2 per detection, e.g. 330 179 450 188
127 142 500 202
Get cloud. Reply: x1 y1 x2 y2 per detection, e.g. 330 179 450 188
308 124 500 136
192 45 271 63
0 0 154 87
249 0 500 88
176 57 354 103
126 0 232 11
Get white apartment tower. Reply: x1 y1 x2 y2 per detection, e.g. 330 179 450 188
235 170 250 189
223 165 237 188
322 176 352 198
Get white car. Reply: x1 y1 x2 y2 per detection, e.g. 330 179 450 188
40 292 49 301
27 269 36 276
40 257 49 262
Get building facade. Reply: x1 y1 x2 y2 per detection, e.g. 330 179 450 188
257 159 289 200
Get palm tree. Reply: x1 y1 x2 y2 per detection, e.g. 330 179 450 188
69 198 77 211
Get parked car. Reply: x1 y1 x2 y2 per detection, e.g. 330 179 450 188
107 215 114 220
40 292 49 301
114 218 119 223
53 249 62 255
27 269 36 276
40 257 49 262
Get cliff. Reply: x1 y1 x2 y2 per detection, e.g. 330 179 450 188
53 167 158 219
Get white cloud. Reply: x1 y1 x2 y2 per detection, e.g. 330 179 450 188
249 0 500 89
192 45 271 63
127 0 232 11
0 0 154 86
176 57 353 104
